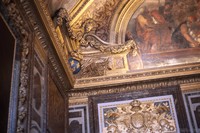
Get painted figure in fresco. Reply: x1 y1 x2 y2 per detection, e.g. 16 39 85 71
135 8 158 53
172 15 200 48
126 0 200 55
150 9 173 51
169 0 200 48
161 2 174 24
135 7 173 53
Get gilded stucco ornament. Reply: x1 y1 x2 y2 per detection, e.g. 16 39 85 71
104 100 176 133
55 8 139 76
55 8 83 61
71 0 121 41
82 34 138 54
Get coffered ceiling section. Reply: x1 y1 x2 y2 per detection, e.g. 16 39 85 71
38 0 200 89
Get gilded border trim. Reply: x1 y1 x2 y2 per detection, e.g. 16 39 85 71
69 74 200 97
74 63 200 88
35 0 75 87
69 0 93 25
110 0 144 43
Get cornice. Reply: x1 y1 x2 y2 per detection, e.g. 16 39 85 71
69 73 200 97
20 0 72 91
181 82 200 92
33 0 75 87
74 63 200 89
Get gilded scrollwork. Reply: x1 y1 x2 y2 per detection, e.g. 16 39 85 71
54 1 126 54
71 0 121 41
55 8 83 60
55 7 140 76
82 34 138 54
104 100 176 133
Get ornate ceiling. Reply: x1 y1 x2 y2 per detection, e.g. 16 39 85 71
37 0 200 89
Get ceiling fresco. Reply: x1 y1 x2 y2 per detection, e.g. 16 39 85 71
38 0 200 88
126 0 200 70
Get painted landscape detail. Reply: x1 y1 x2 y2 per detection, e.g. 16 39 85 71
98 95 179 133
126 0 200 70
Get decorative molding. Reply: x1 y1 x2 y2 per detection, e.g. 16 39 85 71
69 0 93 25
181 82 200 92
111 0 144 43
20 0 71 91
69 74 200 97
34 37 48 62
48 63 68 97
1 1 32 132
34 0 76 87
69 98 88 106
108 0 129 43
74 63 200 88
182 89 200 132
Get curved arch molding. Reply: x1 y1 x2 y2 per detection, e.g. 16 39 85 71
110 0 144 43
